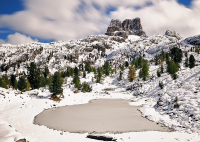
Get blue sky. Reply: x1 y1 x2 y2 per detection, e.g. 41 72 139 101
0 0 198 44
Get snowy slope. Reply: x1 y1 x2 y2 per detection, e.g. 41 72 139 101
0 30 200 142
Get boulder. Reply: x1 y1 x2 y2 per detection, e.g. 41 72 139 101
87 134 117 141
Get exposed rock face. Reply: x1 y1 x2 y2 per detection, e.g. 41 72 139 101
184 35 200 46
105 18 147 38
165 29 182 40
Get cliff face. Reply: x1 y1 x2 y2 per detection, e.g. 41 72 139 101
184 35 200 46
165 29 182 40
105 18 147 38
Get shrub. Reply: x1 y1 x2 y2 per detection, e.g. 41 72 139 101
159 81 164 89
82 82 92 92
171 73 178 80
157 70 161 77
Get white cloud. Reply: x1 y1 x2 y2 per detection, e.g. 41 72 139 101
0 32 38 45
109 0 200 38
0 0 199 42
0 39 6 44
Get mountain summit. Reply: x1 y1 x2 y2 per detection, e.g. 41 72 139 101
105 18 147 38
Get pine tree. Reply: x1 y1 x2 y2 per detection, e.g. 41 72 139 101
85 62 91 73
27 62 41 89
185 52 188 57
195 47 199 54
138 55 143 68
125 61 129 68
103 61 111 76
10 74 18 89
170 47 183 64
73 75 81 89
2 74 9 88
18 76 27 92
43 66 49 79
185 57 189 67
119 71 123 81
121 65 124 71
26 80 30 91
127 66 136 82
167 60 178 75
161 64 164 73
40 76 46 87
96 67 103 83
83 70 86 78
50 71 63 96
189 55 195 68
157 70 161 77
155 55 159 65
74 67 79 76
139 60 149 81
82 82 92 92
0 77 6 88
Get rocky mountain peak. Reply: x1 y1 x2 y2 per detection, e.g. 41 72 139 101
105 18 147 39
165 29 182 40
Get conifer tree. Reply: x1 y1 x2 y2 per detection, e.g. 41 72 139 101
161 49 165 61
134 58 139 69
161 64 164 73
10 74 18 89
27 62 41 89
26 80 30 91
73 75 81 89
170 47 183 64
83 70 86 78
103 61 111 76
139 60 149 81
157 70 161 77
0 77 6 88
119 71 123 81
138 55 143 68
2 74 9 88
96 67 103 83
18 76 27 92
125 61 129 68
195 47 199 54
40 76 46 87
185 52 188 57
167 60 178 74
155 55 159 65
82 82 92 92
85 62 91 73
121 65 124 71
43 66 49 79
185 57 189 67
128 66 136 82
50 71 63 96
73 67 81 89
189 55 195 68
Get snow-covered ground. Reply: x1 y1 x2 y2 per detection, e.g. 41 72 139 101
1 32 200 141
1 68 200 142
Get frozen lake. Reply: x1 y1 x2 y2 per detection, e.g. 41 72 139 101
34 99 170 133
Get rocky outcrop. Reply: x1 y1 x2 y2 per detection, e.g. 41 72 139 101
105 18 147 38
165 29 182 40
184 35 200 46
